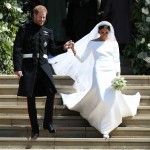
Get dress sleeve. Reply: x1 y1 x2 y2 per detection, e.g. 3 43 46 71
113 41 121 73
75 42 92 63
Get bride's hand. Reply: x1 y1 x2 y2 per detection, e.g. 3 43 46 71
116 72 120 76
64 40 74 50
70 42 76 55
70 41 75 49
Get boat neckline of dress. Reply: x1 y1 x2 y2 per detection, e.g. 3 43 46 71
91 40 113 42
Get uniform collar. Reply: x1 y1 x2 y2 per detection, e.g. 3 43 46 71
32 21 43 30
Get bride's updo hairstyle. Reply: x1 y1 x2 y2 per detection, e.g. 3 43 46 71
98 25 110 31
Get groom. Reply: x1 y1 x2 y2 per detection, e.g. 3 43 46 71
13 5 73 138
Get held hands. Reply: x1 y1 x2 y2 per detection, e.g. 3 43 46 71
116 72 120 76
64 40 76 55
70 42 76 55
64 40 74 50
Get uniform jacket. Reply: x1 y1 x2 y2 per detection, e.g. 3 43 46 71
13 22 66 97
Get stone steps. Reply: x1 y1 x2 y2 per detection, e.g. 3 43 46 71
0 75 149 85
0 114 150 127
0 75 74 85
0 94 149 106
0 137 149 149
0 95 63 105
0 84 76 95
123 75 150 84
0 126 149 138
0 104 150 115
0 75 149 149
0 84 150 95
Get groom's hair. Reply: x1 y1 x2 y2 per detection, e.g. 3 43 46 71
33 5 48 15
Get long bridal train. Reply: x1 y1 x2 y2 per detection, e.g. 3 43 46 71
48 21 141 138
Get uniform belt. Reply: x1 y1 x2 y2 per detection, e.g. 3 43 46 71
23 53 48 59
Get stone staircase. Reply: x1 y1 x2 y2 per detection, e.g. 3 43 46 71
0 75 150 149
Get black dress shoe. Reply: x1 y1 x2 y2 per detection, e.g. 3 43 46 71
31 130 39 139
43 123 56 133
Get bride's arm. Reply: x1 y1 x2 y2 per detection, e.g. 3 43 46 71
113 41 121 76
71 46 76 56
71 42 91 63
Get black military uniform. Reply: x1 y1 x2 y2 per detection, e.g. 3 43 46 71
13 21 66 136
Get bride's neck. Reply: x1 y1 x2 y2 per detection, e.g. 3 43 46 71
99 37 108 41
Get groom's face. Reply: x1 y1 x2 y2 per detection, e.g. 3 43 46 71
33 11 46 26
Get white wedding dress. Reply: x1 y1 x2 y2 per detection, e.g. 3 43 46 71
49 21 141 135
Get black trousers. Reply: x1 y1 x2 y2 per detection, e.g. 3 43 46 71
27 66 55 132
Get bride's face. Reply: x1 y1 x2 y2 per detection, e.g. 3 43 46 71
99 28 110 41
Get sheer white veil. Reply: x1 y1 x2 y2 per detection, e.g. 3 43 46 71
48 21 116 92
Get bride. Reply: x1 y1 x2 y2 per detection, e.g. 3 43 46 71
48 21 141 139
